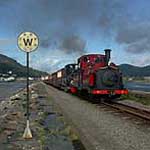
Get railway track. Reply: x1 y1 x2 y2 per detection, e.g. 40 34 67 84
101 101 150 121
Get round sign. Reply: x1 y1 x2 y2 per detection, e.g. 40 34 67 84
17 32 39 52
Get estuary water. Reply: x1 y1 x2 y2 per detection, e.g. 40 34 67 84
124 81 150 92
0 81 26 100
0 81 149 101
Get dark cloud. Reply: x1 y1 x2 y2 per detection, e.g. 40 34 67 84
60 35 86 54
99 0 115 26
3 0 149 55
13 0 99 52
98 0 126 34
116 24 148 44
98 0 150 54
40 38 52 48
1 0 150 70
116 23 150 53
126 39 150 53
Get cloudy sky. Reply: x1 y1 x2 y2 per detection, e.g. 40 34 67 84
0 0 150 72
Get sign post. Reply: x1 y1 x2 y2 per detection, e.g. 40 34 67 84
17 32 39 139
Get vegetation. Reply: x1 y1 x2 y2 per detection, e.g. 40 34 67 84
119 64 150 77
0 54 48 77
38 126 47 146
121 93 150 106
0 127 5 134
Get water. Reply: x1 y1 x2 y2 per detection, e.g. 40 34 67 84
0 81 26 100
124 81 150 92
0 80 149 101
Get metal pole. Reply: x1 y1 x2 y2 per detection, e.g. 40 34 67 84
23 52 32 139
27 52 29 120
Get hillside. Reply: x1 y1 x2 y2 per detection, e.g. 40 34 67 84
0 54 48 77
119 64 150 77
0 54 149 78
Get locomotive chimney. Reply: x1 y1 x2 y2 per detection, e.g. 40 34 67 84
104 49 111 65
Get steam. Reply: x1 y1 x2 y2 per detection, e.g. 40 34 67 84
13 0 98 53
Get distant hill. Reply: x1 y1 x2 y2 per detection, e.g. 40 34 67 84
0 54 149 78
119 64 150 77
0 54 48 77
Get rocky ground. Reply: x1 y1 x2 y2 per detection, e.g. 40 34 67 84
0 82 83 150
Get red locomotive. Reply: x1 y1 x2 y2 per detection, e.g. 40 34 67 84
44 49 128 99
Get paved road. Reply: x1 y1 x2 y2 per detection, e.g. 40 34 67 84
45 84 150 150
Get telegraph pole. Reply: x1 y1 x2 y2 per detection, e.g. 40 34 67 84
17 32 39 139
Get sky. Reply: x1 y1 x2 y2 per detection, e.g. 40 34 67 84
0 0 150 72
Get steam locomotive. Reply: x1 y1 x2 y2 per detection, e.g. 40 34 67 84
44 49 128 99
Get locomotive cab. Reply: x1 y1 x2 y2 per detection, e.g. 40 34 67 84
78 54 106 70
75 54 106 92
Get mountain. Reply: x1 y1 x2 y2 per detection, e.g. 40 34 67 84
0 54 48 77
119 64 150 77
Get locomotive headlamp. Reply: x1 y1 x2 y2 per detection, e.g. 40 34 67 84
104 49 111 65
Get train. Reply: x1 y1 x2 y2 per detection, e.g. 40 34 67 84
43 49 128 100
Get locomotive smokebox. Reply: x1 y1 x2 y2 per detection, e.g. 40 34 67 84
104 49 111 65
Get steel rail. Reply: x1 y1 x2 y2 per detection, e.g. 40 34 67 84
101 101 150 121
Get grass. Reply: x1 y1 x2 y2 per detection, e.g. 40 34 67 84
36 110 50 146
60 126 79 141
38 127 47 146
57 116 79 141
121 93 150 106
37 112 79 148
0 127 5 134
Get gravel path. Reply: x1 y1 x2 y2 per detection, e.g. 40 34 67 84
45 84 150 150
